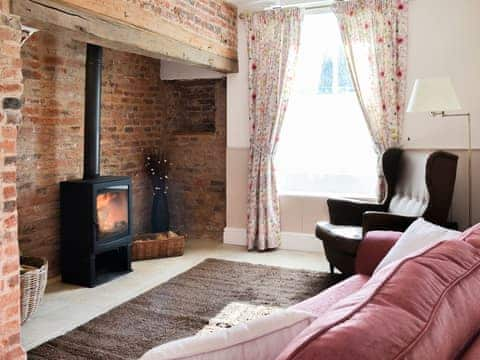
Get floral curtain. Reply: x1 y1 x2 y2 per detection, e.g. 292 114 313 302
334 0 408 199
246 8 303 250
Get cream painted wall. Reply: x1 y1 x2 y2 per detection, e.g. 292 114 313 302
403 0 480 149
226 148 249 228
403 0 480 229
225 0 480 238
225 20 250 230
227 21 250 149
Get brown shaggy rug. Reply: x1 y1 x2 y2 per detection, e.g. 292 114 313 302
28 258 344 359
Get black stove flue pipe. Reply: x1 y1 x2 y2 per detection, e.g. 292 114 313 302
83 44 102 179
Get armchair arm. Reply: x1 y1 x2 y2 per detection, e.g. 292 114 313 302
362 211 418 235
327 198 385 226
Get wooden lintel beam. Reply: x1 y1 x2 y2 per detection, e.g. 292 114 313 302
12 0 238 73
51 0 237 60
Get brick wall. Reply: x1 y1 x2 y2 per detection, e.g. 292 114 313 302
18 32 227 278
101 48 165 233
18 33 85 276
137 0 237 50
165 79 226 240
0 10 25 360
168 79 217 133
18 32 165 277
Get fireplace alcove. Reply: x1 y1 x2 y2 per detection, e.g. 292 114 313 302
18 33 228 285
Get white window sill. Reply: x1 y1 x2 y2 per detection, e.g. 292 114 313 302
279 191 377 202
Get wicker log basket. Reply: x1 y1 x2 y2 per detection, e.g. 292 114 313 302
20 256 48 324
132 231 185 260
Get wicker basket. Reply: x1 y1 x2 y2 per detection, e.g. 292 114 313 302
20 256 48 324
132 231 185 260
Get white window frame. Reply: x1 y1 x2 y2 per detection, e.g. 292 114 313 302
275 9 378 201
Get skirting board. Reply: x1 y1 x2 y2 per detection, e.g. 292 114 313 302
223 227 324 253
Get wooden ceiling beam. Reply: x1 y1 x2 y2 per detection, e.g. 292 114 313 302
12 0 238 73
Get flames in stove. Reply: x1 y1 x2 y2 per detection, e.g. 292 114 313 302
96 191 128 239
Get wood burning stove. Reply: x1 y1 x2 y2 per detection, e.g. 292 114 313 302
60 177 132 287
60 44 132 287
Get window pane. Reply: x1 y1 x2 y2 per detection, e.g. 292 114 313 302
275 12 377 198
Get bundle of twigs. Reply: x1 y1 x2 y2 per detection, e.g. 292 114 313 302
144 150 169 194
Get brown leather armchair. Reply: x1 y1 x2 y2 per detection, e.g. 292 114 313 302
316 148 458 275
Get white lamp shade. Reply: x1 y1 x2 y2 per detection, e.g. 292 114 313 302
407 77 462 113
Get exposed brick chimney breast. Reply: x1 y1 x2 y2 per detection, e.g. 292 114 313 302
0 11 25 360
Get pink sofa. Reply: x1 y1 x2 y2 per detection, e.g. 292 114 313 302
284 229 480 360
142 227 480 360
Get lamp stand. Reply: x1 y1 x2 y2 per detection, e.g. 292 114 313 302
431 111 472 227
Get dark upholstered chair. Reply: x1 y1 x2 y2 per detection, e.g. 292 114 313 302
316 148 458 275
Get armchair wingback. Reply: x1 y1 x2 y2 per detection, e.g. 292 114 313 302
316 148 458 275
388 150 458 223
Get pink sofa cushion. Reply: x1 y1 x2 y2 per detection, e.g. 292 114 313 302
141 309 316 360
460 332 480 360
459 223 480 247
276 238 480 360
355 231 402 276
292 275 369 316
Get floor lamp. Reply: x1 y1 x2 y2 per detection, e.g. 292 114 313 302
407 77 472 227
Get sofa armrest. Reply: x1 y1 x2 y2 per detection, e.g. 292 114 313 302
327 199 385 226
355 231 402 275
362 211 418 235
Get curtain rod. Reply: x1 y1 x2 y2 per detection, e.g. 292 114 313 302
271 3 333 10
287 3 332 10
239 0 412 18
287 0 412 11
239 1 334 18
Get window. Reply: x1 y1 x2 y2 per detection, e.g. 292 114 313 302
275 11 377 199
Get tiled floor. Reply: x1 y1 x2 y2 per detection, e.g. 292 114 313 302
21 239 328 351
